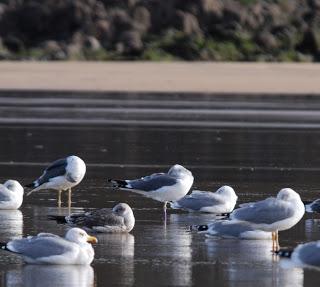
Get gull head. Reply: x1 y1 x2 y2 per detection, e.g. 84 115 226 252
168 164 193 179
277 188 301 202
113 203 133 217
4 180 24 194
216 185 238 200
65 228 98 244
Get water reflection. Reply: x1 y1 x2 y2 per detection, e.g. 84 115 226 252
132 214 192 286
304 218 320 241
0 210 23 240
95 233 134 286
5 265 94 287
205 239 304 287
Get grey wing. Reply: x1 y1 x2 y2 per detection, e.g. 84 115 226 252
127 174 178 191
0 185 13 202
296 242 320 266
37 158 68 185
70 209 124 228
231 198 295 224
310 199 320 212
209 221 254 237
7 237 74 259
175 193 224 211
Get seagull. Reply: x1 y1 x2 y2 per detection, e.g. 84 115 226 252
192 221 272 240
0 180 24 210
49 203 135 233
108 164 194 216
0 227 97 265
277 241 320 270
230 188 305 252
25 155 86 208
170 185 237 213
305 199 320 213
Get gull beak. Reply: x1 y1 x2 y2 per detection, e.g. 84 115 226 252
86 235 98 244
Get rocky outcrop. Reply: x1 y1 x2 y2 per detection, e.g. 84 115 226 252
0 0 319 61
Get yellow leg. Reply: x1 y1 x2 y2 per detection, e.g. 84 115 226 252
68 188 72 209
58 190 62 208
275 230 280 252
271 231 275 252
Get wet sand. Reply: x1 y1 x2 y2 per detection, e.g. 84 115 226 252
0 62 320 94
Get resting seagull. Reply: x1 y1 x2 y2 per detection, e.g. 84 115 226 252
108 164 194 215
0 227 97 265
278 241 320 270
230 188 305 252
0 180 24 210
191 221 272 240
170 185 237 213
49 203 135 233
305 199 320 213
25 155 86 208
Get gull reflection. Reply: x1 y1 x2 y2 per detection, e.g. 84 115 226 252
205 239 304 287
134 213 192 286
0 210 23 240
5 265 94 287
95 233 135 286
304 218 320 241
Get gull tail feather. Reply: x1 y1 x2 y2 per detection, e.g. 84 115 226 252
189 224 209 232
47 215 67 224
107 179 129 188
0 242 9 252
275 248 294 258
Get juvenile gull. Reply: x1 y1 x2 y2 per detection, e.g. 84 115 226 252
192 221 272 240
26 155 86 208
170 185 237 213
49 203 135 233
305 199 320 213
0 227 97 265
108 164 194 214
230 188 305 251
0 180 24 210
278 241 320 270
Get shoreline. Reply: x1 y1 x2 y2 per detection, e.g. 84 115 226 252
1 62 320 94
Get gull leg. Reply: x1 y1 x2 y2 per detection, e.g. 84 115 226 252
58 190 62 208
271 231 275 252
275 230 280 252
163 201 167 221
68 188 72 209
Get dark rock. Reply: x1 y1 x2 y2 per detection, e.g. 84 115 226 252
42 40 67 60
101 0 137 9
223 1 246 25
297 27 320 54
83 36 101 51
119 30 143 54
3 35 23 52
256 30 279 50
148 1 176 32
132 6 151 33
109 8 134 37
173 10 202 36
95 19 112 44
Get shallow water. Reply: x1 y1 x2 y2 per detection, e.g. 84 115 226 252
0 92 319 286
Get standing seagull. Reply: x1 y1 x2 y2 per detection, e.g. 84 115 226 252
108 164 194 216
49 203 135 233
230 188 305 252
0 180 24 210
25 155 86 208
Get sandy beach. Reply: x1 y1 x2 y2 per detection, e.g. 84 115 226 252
0 62 320 94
